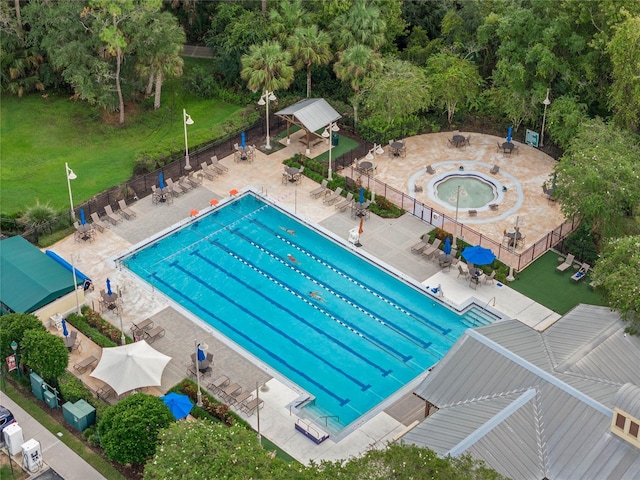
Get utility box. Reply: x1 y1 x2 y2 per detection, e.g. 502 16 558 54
29 372 45 401
62 399 95 432
3 423 24 455
331 132 339 146
21 439 43 473
43 389 58 409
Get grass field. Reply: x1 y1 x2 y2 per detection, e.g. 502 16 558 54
0 59 243 216
509 250 606 315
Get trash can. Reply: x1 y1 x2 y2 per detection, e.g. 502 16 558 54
331 133 339 146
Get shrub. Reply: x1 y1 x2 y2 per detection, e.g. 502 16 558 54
562 223 599 266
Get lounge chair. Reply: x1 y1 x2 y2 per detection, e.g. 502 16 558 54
323 187 343 205
210 156 229 174
411 239 429 253
240 396 264 416
468 209 477 217
97 384 115 400
144 326 165 344
571 263 590 281
484 270 496 284
310 179 328 198
335 192 354 211
426 165 436 174
132 318 154 331
178 175 194 190
200 162 217 181
73 355 98 374
457 263 470 279
166 178 184 196
104 205 122 225
557 253 575 272
207 375 230 394
90 212 109 232
187 171 203 186
117 199 137 219
422 238 442 259
490 165 500 174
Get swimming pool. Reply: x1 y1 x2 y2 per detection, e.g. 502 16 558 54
122 193 494 433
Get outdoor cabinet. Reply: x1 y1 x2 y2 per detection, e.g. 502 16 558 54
62 399 96 432
43 389 58 409
29 372 45 401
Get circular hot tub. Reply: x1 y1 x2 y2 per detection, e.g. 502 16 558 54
436 175 497 208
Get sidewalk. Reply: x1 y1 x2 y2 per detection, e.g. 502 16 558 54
0 391 107 480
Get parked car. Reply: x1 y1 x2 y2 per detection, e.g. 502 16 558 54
0 405 16 441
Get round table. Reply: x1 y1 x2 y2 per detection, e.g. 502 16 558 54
452 135 466 147
359 161 373 172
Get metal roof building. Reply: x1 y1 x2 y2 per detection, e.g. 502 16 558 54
402 304 640 480
275 98 341 153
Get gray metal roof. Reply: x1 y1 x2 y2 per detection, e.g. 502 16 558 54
275 98 341 133
404 305 640 480
614 383 640 417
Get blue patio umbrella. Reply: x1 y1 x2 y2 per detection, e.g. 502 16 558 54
79 208 86 225
241 131 246 148
462 245 496 265
158 172 165 190
359 186 364 204
443 237 451 255
160 392 194 420
507 126 513 142
61 318 69 337
106 278 112 296
197 344 206 362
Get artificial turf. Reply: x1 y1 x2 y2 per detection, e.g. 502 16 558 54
508 250 607 315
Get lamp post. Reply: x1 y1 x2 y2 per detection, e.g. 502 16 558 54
506 215 519 282
322 121 340 180
117 286 125 345
453 185 461 247
194 340 208 407
365 143 384 201
11 341 20 380
71 254 80 315
540 89 551 148
183 109 194 170
258 90 277 150
65 162 77 221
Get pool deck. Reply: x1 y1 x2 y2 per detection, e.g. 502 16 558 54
48 132 560 465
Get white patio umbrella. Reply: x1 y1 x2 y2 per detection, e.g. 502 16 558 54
90 340 171 396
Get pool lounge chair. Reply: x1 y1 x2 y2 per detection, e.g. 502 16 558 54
571 263 590 281
310 179 328 198
200 162 217 181
104 205 122 225
73 355 98 374
240 396 264 416
90 212 109 232
335 192 354 212
557 253 575 272
144 326 165 344
411 238 429 253
166 178 184 196
208 375 230 395
422 238 442 259
323 187 343 205
117 199 137 219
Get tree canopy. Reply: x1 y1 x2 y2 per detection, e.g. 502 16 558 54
21 329 68 382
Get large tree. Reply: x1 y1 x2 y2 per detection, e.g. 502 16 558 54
0 313 46 360
591 235 640 335
552 119 640 238
268 0 311 44
21 330 68 382
287 25 332 98
331 0 387 52
98 393 174 465
240 40 294 95
334 44 382 125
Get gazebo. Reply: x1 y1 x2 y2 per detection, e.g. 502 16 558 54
275 98 341 154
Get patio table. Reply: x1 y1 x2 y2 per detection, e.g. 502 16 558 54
452 135 466 147
390 141 404 156
501 142 515 154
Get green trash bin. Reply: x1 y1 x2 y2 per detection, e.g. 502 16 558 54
331 133 339 146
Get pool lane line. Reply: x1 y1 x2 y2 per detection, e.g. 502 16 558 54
150 269 353 407
191 251 395 379
230 228 447 352
204 240 418 365
250 219 453 337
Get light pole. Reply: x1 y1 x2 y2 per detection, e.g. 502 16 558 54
65 162 77 221
540 89 551 148
365 143 384 201
506 215 519 282
453 185 461 247
117 286 125 345
71 254 80 315
11 341 20 380
322 121 340 180
194 340 208 407
183 109 194 170
258 90 277 150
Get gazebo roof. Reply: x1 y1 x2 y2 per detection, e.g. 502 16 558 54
276 98 341 134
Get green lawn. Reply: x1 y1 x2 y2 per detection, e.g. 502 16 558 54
509 250 607 315
0 59 243 216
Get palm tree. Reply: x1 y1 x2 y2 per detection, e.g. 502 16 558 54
334 44 382 125
269 0 311 43
240 40 294 94
331 0 386 52
287 25 332 98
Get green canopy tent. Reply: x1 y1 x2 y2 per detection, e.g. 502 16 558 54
0 236 81 315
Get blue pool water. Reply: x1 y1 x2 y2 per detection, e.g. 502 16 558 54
122 194 492 432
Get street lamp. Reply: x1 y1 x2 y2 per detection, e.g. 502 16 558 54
540 89 551 148
322 121 340 180
183 109 194 170
365 143 384 201
65 162 77 221
194 340 208 407
258 90 277 150
453 185 461 247
11 341 20 380
506 215 519 282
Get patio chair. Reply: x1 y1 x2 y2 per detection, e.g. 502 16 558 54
104 205 122 225
422 238 442 259
90 212 109 231
411 238 429 253
496 141 502 152
465 135 471 146
571 263 591 281
490 165 500 174
240 396 264 416
71 339 82 353
117 199 137 219
484 270 496 285
207 375 230 395
144 326 165 344
73 355 98 374
426 165 436 174
468 209 477 217
335 192 354 212
447 139 455 148
166 178 184 196
557 253 575 272
310 179 328 198
457 263 469 279
323 187 343 205
97 384 115 400
200 162 217 181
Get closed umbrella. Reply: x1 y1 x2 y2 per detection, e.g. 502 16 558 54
106 278 112 296
61 318 69 337
159 172 165 190
160 392 193 420
507 126 513 142
359 186 364 204
241 132 246 148
79 209 86 225
90 340 172 396
461 245 496 265
197 344 206 362
443 237 451 255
